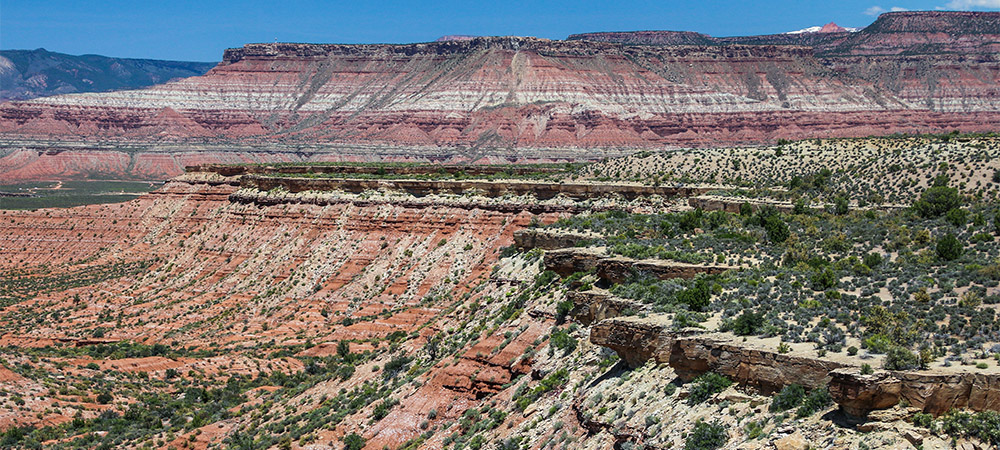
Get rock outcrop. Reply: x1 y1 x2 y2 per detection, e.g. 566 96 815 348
593 315 1000 416
239 175 710 201
573 11 1000 56
589 314 681 368
822 11 1000 56
566 289 646 325
667 335 848 394
829 368 904 417
543 248 735 281
186 163 566 178
830 367 1000 416
513 228 596 250
595 257 735 284
590 317 846 393
687 195 907 214
542 248 606 277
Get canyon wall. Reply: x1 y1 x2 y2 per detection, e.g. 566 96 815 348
0 179 574 447
1 11 998 181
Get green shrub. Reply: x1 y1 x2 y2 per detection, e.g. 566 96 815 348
883 346 920 371
913 186 962 218
372 398 398 421
793 198 808 215
549 328 577 355
796 388 832 417
687 372 732 405
770 384 805 412
744 420 765 439
554 299 574 325
499 245 518 258
677 277 713 312
912 412 934 428
946 208 968 227
764 216 790 243
834 196 849 215
673 312 705 329
337 340 352 359
534 270 558 289
685 420 728 450
811 268 838 291
96 392 113 404
723 311 764 336
383 356 413 378
863 252 882 269
936 233 963 261
939 410 1000 446
679 209 704 232
343 433 366 450
863 334 892 354
514 369 569 411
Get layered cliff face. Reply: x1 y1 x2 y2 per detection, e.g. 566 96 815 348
0 178 569 447
1 10 998 182
5 38 898 147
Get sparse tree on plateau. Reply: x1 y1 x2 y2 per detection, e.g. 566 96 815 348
936 233 963 261
914 186 962 218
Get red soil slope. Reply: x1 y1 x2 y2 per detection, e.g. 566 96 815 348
0 180 569 447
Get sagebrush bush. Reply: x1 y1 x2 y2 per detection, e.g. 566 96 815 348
770 384 805 412
687 372 732 405
685 420 728 450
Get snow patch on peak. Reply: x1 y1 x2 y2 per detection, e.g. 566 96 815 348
786 26 823 34
785 22 860 34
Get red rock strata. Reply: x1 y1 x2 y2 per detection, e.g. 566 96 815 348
0 179 573 447
0 179 559 349
1 11 999 180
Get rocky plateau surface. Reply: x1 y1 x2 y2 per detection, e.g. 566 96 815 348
592 315 1000 418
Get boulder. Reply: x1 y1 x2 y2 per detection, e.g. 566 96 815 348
828 368 902 418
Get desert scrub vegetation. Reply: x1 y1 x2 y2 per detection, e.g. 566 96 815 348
0 341 384 450
513 368 570 411
684 420 728 450
0 260 153 306
545 182 1000 366
686 372 732 405
768 384 832 418
580 134 1000 204
910 410 1000 446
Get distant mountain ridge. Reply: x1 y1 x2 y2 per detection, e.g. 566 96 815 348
0 48 215 102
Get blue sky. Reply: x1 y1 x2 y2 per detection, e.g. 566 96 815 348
3 0 999 62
